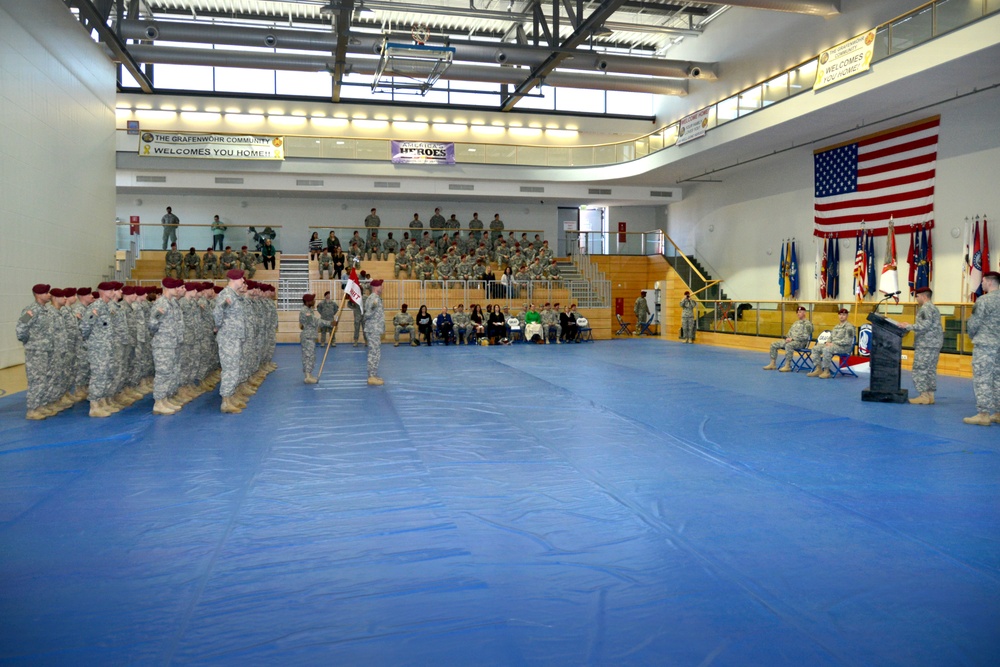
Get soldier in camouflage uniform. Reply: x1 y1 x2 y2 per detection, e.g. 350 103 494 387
634 291 650 335
394 249 411 279
317 291 339 345
238 246 257 279
299 294 331 384
469 212 484 242
202 248 221 279
365 231 383 261
545 259 561 280
47 289 76 411
382 232 399 259
363 279 386 385
214 269 248 414
393 304 416 346
16 284 57 419
148 277 185 415
809 307 856 379
318 248 334 280
182 247 201 279
417 256 436 284
895 287 944 403
71 287 95 400
964 272 1000 425
164 243 183 278
680 291 697 343
489 213 504 242
220 246 239 273
541 303 562 343
453 304 472 345
80 282 121 417
429 208 446 241
763 305 814 372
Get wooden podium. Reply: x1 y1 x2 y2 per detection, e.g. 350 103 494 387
861 312 908 403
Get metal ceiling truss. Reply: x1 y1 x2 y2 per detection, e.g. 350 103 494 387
65 0 154 92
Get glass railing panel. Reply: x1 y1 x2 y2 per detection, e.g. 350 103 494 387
516 145 547 166
322 138 357 159
485 144 517 164
990 0 1000 14
617 142 636 163
648 131 664 152
738 85 763 117
717 95 739 125
788 60 817 92
569 146 595 166
635 137 649 158
762 72 789 106
872 26 891 62
356 139 389 160
663 123 680 147
455 143 486 163
935 0 982 34
890 5 934 53
594 144 617 165
547 146 571 166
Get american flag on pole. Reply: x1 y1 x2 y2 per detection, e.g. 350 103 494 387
813 116 939 239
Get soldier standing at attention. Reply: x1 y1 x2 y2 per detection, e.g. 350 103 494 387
896 287 944 403
469 212 484 242
148 277 185 415
634 291 650 335
80 282 119 417
763 305 814 372
365 207 381 238
409 213 423 231
363 279 386 385
964 271 1000 425
161 206 179 249
211 214 226 251
164 243 183 278
489 213 504 242
215 269 248 414
16 284 56 420
810 307 856 379
429 207 446 240
317 291 339 346
680 291 697 344
299 294 330 384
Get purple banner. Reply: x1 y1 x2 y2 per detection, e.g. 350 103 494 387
391 140 455 165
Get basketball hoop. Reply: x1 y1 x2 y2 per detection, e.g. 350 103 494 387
411 23 429 45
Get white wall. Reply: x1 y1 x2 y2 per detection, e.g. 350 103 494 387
0 0 117 369
668 86 1000 303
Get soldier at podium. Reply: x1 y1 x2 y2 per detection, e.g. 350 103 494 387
965 271 1000 426
897 287 943 404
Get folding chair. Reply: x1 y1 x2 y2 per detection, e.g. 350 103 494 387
830 340 859 378
615 314 633 336
637 314 655 336
790 345 815 372
578 326 594 341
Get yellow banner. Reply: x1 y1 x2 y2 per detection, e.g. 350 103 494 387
138 132 284 160
814 30 876 91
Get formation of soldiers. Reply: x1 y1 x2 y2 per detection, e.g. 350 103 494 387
15 272 277 420
164 243 261 280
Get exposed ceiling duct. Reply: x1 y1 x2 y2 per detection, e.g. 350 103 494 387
121 44 690 95
700 0 840 17
118 20 718 80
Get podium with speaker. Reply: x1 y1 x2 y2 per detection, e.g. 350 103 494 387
861 312 908 403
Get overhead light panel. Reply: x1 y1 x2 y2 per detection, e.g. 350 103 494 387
355 1 375 19
592 24 613 37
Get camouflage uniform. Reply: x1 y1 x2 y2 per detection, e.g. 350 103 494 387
903 301 943 394
382 235 399 258
768 317 814 367
202 251 221 279
71 299 91 393
541 307 562 343
51 304 75 403
81 298 117 403
393 311 416 345
818 321 856 370
469 216 484 242
164 248 183 277
299 305 327 376
363 291 385 378
348 300 364 346
238 250 257 278
680 296 697 342
214 286 246 398
364 212 381 238
489 216 504 242
149 294 183 401
183 252 201 278
220 250 239 272
634 295 650 331
16 299 56 412
394 252 411 279
429 212 446 240
317 298 339 345
318 251 334 280
365 233 383 261
967 288 1000 415
453 309 471 344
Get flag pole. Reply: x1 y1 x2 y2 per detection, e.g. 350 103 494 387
960 217 969 302
316 291 350 381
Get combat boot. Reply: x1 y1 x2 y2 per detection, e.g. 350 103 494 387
89 400 111 418
152 400 177 415
806 367 822 377
39 404 59 417
126 387 144 401
304 374 318 384
778 364 792 373
220 396 242 414
367 376 384 386
762 361 776 370
73 387 89 402
163 397 183 411
103 398 121 413
991 413 1000 423
231 395 248 409
818 369 831 379
57 393 75 409
963 412 992 426
394 342 399 347
25 408 47 420
909 393 930 405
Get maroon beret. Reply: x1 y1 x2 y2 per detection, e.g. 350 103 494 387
213 286 223 294
838 307 849 314
91 291 99 298
302 294 315 304
135 286 147 296
77 287 91 296
226 269 245 281
241 245 248 250
370 279 383 287
121 286 136 296
112 282 124 290
184 283 199 291
162 277 183 289
98 281 116 291
32 284 51 295
914 287 932 295
50 288 64 298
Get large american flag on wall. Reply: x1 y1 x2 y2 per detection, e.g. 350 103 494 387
813 116 939 238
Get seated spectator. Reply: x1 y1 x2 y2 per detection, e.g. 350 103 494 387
453 304 471 345
261 238 277 270
415 305 433 346
308 231 322 260
393 303 417 347
435 307 455 345
182 247 201 278
487 304 506 344
500 266 516 298
560 303 579 342
542 302 562 344
469 304 485 343
524 303 543 342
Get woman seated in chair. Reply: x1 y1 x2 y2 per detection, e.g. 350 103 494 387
560 303 578 342
523 303 543 342
435 306 455 345
468 304 485 343
415 305 433 346
487 304 506 344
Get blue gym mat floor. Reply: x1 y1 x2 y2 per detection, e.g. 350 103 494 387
1 340 998 666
